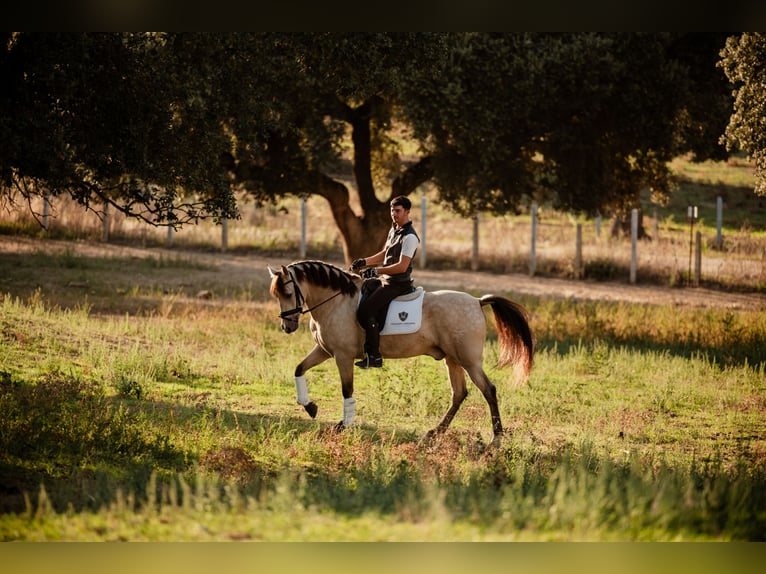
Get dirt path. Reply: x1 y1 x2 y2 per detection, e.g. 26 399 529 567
416 267 765 310
2 236 764 310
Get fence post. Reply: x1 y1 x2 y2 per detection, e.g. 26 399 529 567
716 196 723 249
694 231 702 287
653 207 659 240
300 196 307 258
471 212 480 271
221 218 228 252
167 225 174 247
575 223 583 279
630 208 638 284
687 205 697 285
529 203 538 277
595 214 601 239
419 192 427 269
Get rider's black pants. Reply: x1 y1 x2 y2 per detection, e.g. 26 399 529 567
356 279 413 357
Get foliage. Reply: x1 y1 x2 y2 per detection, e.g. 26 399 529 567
1 33 738 260
719 32 766 196
0 33 236 225
405 33 732 217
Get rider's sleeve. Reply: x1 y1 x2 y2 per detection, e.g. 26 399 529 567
400 234 419 259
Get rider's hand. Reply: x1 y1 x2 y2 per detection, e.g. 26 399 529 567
351 258 366 271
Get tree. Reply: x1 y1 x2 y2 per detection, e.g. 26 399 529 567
719 32 766 196
404 33 733 230
0 33 237 226
1 33 735 258
222 32 449 261
226 33 734 251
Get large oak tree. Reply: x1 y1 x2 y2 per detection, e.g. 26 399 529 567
1 33 734 259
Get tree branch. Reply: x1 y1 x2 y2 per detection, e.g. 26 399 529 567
391 156 434 199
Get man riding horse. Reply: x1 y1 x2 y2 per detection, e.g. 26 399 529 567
351 195 420 369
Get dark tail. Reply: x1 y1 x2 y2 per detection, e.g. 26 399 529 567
480 295 535 378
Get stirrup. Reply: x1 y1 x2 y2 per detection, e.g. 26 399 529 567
355 354 383 369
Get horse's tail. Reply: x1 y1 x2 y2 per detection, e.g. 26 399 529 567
480 295 535 380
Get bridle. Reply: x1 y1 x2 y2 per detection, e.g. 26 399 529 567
278 271 305 321
278 269 344 321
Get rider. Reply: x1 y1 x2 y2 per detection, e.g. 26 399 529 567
351 195 420 369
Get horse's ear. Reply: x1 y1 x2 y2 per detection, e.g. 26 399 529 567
267 266 277 278
280 265 289 275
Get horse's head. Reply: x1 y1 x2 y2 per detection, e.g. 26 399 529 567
268 265 303 334
269 260 361 334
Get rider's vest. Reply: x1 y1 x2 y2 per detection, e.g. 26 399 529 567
383 221 419 283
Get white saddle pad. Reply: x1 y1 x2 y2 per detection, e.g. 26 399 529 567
379 287 425 335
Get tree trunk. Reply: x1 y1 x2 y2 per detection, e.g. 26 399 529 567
312 102 434 266
315 173 390 264
610 211 651 240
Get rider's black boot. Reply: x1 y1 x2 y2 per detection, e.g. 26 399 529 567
355 320 382 369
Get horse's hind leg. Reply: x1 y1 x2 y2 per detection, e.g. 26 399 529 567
426 357 468 440
294 344 331 419
464 363 503 445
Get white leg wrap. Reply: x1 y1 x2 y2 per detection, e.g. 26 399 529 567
295 375 309 406
343 397 356 426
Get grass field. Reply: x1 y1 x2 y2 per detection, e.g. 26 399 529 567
0 244 764 541
0 155 765 542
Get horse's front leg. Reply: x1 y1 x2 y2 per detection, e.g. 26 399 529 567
295 344 331 419
334 355 357 430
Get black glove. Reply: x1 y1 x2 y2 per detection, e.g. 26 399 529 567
351 258 366 271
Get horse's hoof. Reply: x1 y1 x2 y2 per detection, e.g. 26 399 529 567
419 429 438 445
304 402 318 419
334 421 346 432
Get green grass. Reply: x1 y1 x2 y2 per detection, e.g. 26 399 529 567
1 153 764 540
0 248 764 541
666 154 766 232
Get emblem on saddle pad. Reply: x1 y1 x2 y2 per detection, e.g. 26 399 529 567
379 287 425 335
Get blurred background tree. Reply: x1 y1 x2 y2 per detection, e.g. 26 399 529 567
0 32 740 259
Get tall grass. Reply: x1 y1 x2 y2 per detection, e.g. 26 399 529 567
1 152 764 539
1 258 764 540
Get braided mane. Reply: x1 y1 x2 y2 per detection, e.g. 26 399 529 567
286 260 359 296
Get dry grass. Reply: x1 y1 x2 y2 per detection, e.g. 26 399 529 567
4 185 762 293
1 231 764 541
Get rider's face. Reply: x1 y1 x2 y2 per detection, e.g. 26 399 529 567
390 205 409 227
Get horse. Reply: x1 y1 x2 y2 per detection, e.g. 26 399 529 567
268 259 535 445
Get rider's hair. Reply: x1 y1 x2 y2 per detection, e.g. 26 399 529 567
391 195 411 210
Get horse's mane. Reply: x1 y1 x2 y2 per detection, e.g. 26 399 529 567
284 260 359 296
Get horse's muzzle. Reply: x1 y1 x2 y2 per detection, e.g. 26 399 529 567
281 318 299 333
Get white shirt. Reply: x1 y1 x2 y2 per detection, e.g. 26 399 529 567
400 233 419 259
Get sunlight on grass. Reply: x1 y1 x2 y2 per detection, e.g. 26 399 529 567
1 174 766 543
1 275 765 540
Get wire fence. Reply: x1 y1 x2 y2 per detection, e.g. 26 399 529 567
4 192 765 292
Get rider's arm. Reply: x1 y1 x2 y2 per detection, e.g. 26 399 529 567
375 234 418 275
375 254 413 276
362 248 386 266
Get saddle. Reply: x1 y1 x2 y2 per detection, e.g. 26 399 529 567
358 276 425 336
380 286 424 335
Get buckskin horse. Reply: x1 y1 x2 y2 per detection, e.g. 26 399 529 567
268 259 534 445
